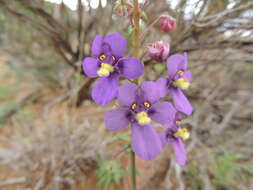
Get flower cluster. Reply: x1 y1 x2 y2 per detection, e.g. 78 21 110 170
82 33 192 165
82 33 144 106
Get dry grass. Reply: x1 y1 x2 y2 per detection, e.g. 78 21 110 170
0 47 252 190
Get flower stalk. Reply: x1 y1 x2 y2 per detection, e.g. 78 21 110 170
131 1 140 189
133 0 140 58
131 149 137 190
82 1 192 189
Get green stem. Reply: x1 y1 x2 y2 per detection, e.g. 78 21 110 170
130 1 139 189
130 150 137 190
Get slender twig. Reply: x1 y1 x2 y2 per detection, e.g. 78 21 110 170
140 16 160 41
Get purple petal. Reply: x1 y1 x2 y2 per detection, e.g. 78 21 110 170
92 74 119 106
118 82 138 107
82 57 99 78
105 108 130 131
169 87 193 115
167 53 188 76
132 123 162 161
183 71 192 82
118 58 144 79
104 33 126 58
159 132 169 147
172 138 187 166
156 77 168 98
91 35 103 57
149 102 176 125
140 81 161 103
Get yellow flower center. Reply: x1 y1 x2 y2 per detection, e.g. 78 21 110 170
143 102 150 108
97 63 114 77
135 112 151 126
177 70 184 76
175 120 182 125
174 127 190 141
131 103 137 110
99 54 106 60
173 78 190 90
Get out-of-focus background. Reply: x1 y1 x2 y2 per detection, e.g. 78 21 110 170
0 0 252 189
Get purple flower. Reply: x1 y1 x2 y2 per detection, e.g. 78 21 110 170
156 53 193 115
160 113 189 166
147 41 170 62
82 33 144 106
105 82 176 161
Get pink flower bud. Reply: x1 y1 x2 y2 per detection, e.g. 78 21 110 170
147 41 170 62
159 15 176 32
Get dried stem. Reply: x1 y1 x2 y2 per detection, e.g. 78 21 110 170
133 0 140 58
140 16 160 41
132 0 140 86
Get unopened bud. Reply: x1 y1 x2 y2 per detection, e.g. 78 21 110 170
159 15 176 32
147 41 170 62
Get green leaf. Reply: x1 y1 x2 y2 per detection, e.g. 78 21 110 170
96 160 126 188
116 133 131 142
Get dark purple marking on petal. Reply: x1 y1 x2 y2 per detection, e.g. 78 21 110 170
132 123 162 161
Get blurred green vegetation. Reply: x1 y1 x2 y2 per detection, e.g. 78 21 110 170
186 150 252 190
0 3 67 88
96 159 140 189
0 60 35 124
247 62 253 76
0 63 16 124
96 160 126 189
16 106 34 122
